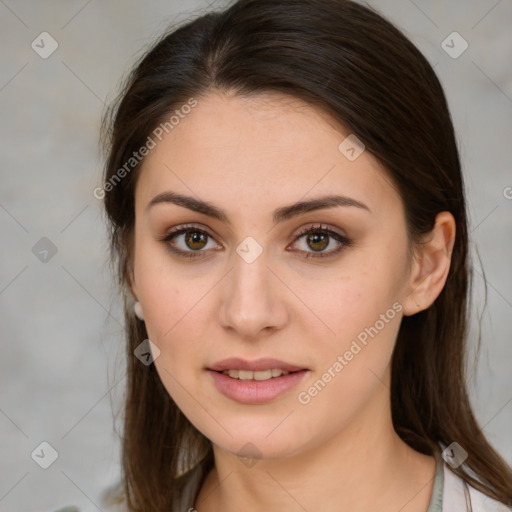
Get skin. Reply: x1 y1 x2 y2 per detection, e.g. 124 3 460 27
129 90 456 512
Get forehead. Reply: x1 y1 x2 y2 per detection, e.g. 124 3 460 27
135 90 401 221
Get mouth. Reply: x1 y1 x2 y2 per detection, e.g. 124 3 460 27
207 358 309 404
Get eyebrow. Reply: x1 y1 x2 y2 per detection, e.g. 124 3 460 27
146 191 371 224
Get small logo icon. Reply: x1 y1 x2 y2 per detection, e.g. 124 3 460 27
236 236 263 264
134 339 161 365
236 442 262 468
441 32 468 59
338 134 366 161
31 441 59 469
32 237 58 262
31 32 59 59
442 441 468 468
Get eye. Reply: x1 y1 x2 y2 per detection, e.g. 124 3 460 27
289 224 352 259
159 224 221 259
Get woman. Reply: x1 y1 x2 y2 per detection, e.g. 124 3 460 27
93 0 512 510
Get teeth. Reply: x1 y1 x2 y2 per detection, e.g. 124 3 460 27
221 369 291 380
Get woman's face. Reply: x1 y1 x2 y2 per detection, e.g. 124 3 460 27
131 90 415 460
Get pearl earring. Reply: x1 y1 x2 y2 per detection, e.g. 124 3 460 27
134 301 145 321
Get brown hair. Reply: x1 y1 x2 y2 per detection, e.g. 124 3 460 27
100 0 512 509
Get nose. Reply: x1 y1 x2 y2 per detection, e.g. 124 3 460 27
217 250 289 341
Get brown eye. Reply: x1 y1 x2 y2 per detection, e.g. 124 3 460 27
184 230 208 250
290 224 352 259
160 224 221 259
305 232 329 252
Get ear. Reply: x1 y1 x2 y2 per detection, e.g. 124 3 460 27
402 211 456 316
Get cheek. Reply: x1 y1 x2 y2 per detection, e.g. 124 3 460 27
294 295 402 445
295 257 404 409
134 238 199 340
313 263 401 343
317 282 401 374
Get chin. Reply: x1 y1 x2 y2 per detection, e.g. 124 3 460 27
209 426 309 462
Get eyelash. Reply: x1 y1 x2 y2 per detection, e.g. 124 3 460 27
159 223 352 260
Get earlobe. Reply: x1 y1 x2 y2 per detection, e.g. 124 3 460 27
134 301 145 321
402 211 456 317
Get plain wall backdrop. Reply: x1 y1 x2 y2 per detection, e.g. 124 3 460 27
0 1 511 510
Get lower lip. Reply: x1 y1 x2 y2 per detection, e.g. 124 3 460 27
207 369 309 404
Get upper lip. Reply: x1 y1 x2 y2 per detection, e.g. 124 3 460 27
208 357 307 372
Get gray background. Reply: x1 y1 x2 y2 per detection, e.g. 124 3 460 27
0 1 511 510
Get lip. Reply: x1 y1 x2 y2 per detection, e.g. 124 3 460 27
208 368 309 404
208 357 307 373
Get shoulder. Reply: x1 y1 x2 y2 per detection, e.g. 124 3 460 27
442 462 512 512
